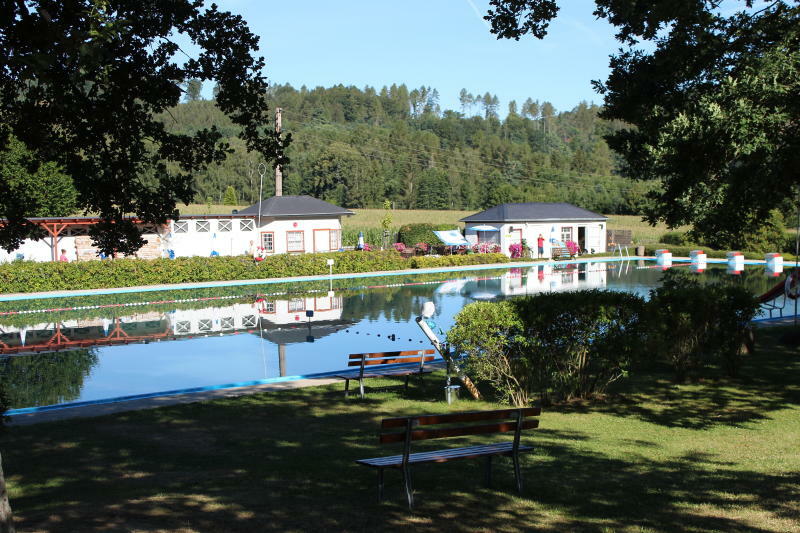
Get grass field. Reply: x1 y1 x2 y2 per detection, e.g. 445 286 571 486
177 205 800 246
5 326 799 532
345 209 683 244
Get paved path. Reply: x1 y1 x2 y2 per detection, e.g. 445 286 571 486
9 377 341 426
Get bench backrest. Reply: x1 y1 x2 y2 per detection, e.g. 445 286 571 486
348 350 436 374
378 407 541 444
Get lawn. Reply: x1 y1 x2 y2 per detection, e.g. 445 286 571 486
3 327 799 532
175 204 682 245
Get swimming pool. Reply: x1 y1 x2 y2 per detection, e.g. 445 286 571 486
0 259 791 411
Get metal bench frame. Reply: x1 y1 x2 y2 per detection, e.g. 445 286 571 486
356 407 541 508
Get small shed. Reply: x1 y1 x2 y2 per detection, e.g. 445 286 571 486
460 202 607 258
234 195 354 255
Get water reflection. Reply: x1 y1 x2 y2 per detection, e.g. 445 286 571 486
0 261 784 409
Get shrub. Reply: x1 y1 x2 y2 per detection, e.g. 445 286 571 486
414 242 429 254
565 240 579 256
448 301 530 406
508 243 523 258
393 242 406 252
689 209 788 253
512 290 646 402
645 272 759 380
660 231 695 246
411 253 508 269
449 290 646 406
397 223 458 247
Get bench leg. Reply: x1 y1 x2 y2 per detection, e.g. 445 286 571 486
512 454 523 493
402 465 414 509
377 468 384 502
485 455 492 488
359 378 365 399
344 379 350 397
404 375 410 392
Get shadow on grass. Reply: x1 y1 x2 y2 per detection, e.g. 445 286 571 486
554 328 800 430
4 337 799 532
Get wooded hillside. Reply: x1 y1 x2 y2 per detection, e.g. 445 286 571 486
159 83 655 214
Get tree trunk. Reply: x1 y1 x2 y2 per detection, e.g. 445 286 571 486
0 451 14 533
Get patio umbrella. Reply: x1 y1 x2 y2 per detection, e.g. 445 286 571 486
469 225 499 232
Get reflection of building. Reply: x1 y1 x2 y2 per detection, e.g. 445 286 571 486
503 263 608 295
460 263 609 300
0 294 352 355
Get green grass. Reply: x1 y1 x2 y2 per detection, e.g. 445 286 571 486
178 203 246 215
4 327 799 532
175 205 681 245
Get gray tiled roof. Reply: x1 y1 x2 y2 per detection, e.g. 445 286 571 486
460 202 606 223
237 195 354 217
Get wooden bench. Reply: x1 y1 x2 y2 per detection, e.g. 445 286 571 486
333 349 436 398
355 407 541 508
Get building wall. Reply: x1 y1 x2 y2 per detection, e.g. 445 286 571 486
465 220 606 257
166 216 343 258
0 215 345 263
256 217 343 255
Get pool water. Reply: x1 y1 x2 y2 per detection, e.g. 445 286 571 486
0 259 791 410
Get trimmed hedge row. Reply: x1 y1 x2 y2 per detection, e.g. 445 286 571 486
0 251 406 294
410 253 509 269
644 244 797 261
0 251 514 294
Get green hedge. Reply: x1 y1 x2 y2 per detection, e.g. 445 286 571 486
0 251 407 294
644 244 797 260
0 251 520 294
410 253 508 269
397 223 459 247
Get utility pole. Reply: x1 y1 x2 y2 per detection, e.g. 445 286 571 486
275 107 283 197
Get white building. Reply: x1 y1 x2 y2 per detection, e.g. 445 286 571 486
0 195 353 262
460 202 607 258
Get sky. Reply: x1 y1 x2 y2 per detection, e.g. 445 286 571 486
207 0 621 115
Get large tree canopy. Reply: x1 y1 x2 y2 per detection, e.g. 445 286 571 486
487 0 800 246
0 0 287 254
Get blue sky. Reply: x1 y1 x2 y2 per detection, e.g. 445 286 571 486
210 0 620 115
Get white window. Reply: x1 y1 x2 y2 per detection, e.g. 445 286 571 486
218 220 232 232
561 226 573 242
329 229 341 251
261 232 274 253
261 301 275 313
240 219 255 231
287 231 304 252
242 315 257 328
175 321 191 334
288 298 305 312
196 220 210 233
198 319 212 332
220 317 234 329
173 221 188 234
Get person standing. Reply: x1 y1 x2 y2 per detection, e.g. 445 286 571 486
59 248 69 262
537 234 545 259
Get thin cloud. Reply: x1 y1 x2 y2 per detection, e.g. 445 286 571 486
464 0 490 28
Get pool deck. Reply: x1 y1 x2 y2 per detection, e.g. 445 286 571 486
8 376 342 426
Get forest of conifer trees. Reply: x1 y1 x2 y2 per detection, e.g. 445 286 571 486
160 82 656 214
